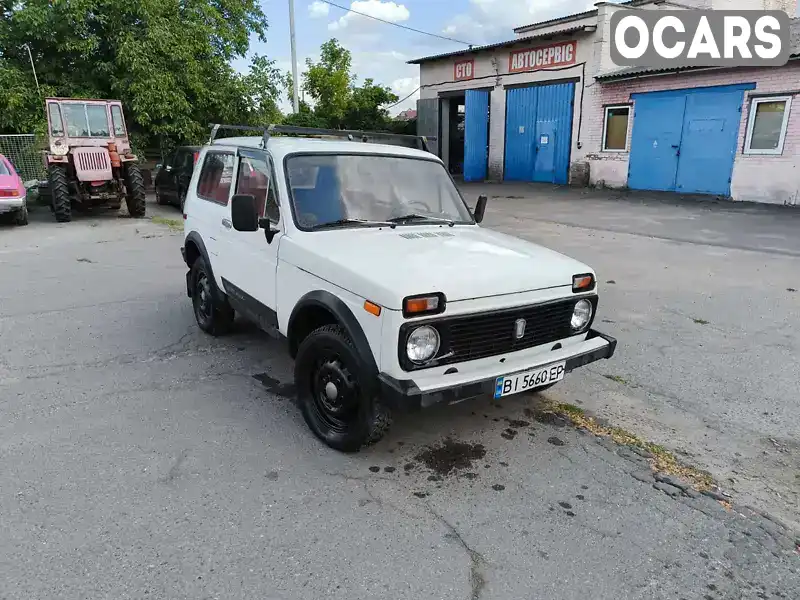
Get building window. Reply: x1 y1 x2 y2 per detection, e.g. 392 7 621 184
744 96 792 155
602 105 630 152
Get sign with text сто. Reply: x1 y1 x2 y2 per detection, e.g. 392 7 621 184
454 59 475 81
509 41 577 73
610 10 791 67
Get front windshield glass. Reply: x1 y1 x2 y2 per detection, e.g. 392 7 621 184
62 103 110 137
285 154 473 230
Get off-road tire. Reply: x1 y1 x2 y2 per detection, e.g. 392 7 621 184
123 163 147 218
295 324 392 452
13 206 29 226
49 164 71 223
190 256 234 336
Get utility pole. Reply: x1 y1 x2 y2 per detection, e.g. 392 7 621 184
288 0 300 113
22 44 40 96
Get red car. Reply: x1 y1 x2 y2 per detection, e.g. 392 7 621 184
0 154 28 226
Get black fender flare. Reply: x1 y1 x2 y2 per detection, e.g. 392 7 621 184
289 290 379 395
183 232 226 304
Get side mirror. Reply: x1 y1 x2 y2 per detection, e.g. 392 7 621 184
231 194 259 232
474 195 488 224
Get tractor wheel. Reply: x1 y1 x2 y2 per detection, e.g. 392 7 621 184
123 163 147 218
49 164 71 223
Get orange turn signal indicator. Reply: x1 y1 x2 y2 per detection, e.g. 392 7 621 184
572 274 595 292
364 300 382 316
402 293 446 318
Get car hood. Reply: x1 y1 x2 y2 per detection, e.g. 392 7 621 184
281 225 593 309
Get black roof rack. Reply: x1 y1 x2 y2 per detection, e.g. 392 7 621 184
207 123 436 153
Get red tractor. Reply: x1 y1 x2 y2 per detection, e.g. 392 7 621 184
42 98 146 222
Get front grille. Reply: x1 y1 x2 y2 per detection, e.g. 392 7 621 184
399 297 596 370
77 151 109 172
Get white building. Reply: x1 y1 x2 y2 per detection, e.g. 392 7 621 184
412 0 800 205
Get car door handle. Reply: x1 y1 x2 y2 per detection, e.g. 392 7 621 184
221 219 232 229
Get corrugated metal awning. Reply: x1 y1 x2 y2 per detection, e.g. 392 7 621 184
407 26 596 65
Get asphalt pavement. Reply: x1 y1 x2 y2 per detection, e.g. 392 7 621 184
0 193 798 600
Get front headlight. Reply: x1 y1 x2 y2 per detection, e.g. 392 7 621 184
571 299 593 331
406 325 440 364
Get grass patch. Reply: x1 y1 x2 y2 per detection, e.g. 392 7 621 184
151 216 183 231
693 318 710 325
603 374 629 385
535 400 715 491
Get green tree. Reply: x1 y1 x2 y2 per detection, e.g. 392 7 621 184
296 39 399 131
302 39 354 129
0 0 274 148
345 79 398 131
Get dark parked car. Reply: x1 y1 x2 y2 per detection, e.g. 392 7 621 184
155 146 200 210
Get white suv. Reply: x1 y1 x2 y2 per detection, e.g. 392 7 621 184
181 125 617 452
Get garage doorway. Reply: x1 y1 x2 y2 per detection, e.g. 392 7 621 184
504 81 575 184
627 84 755 196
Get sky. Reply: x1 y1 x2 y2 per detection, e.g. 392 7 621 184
235 0 599 115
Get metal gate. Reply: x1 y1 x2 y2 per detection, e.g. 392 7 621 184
504 82 574 184
628 84 754 195
0 134 46 182
463 90 489 181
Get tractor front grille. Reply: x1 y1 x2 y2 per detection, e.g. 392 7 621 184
72 147 113 182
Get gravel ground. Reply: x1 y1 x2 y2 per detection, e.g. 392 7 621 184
0 193 797 600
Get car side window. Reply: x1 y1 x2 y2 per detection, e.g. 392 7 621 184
235 154 279 223
197 152 235 205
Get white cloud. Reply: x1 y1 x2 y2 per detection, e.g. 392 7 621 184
444 0 599 44
308 1 330 18
328 0 410 32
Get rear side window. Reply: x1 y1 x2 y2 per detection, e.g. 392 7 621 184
197 152 235 205
110 105 126 137
0 159 10 176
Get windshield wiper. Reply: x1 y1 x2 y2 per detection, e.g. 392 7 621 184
310 218 396 230
387 213 455 227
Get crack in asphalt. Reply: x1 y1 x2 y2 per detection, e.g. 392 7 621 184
431 508 488 600
325 471 488 600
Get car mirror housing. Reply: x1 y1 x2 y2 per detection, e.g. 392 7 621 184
231 194 259 232
474 195 488 224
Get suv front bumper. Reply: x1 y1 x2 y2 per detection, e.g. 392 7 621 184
378 329 617 411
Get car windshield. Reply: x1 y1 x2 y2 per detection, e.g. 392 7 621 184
61 103 110 137
285 154 474 230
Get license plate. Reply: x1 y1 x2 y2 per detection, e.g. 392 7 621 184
494 362 566 399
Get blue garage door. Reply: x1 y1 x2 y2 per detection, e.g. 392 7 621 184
628 84 754 196
463 89 490 182
504 82 574 184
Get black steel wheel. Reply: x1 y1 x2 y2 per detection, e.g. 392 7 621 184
190 256 234 336
48 164 71 223
295 325 391 452
13 206 29 226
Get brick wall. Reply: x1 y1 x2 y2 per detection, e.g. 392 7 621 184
580 63 800 205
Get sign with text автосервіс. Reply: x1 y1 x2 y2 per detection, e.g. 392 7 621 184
609 10 791 68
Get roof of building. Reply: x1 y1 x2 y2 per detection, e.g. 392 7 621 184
407 25 596 64
512 0 659 33
209 136 439 161
595 17 800 82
